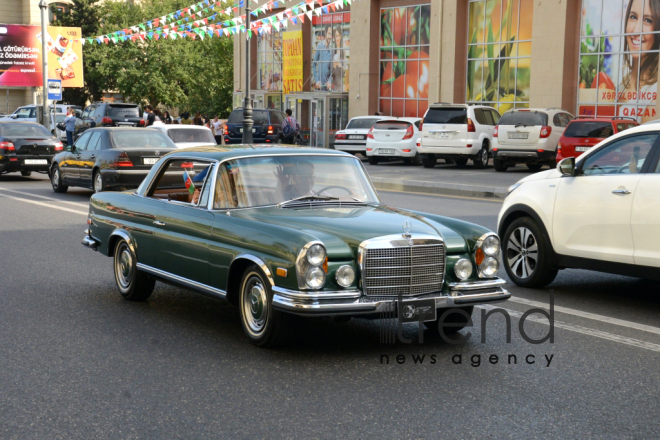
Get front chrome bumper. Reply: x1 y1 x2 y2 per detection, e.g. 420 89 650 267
272 278 510 316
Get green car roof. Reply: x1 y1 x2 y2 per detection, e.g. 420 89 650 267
165 144 350 161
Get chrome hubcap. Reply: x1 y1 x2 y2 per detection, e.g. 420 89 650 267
52 169 59 187
482 149 488 164
95 174 102 192
115 246 133 290
507 227 538 279
243 277 268 334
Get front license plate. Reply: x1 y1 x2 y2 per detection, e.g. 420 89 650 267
348 135 364 140
575 146 591 152
24 159 47 165
508 132 529 139
379 149 395 154
143 158 158 165
399 298 437 323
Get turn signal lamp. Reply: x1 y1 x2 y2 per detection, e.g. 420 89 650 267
540 126 552 138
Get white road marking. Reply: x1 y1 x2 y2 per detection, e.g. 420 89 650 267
0 187 89 208
508 296 660 336
0 193 87 216
479 305 660 353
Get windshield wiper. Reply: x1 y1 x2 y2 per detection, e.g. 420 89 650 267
277 194 339 207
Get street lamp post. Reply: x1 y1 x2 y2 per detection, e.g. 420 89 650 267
242 6 253 144
38 0 49 129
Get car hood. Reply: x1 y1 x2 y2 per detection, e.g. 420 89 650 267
230 204 469 259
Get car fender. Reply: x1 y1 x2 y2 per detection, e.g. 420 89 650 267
107 228 135 258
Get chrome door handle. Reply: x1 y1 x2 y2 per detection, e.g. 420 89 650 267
153 220 166 226
612 189 631 195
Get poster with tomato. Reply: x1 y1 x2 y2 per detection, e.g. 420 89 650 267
379 5 430 117
578 0 658 123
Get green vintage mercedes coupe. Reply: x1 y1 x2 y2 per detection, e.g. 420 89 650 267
82 146 509 346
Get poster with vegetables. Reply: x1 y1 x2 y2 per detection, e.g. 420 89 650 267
379 5 430 117
466 0 533 114
578 0 658 122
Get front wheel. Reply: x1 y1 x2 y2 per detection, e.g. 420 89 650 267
20 170 32 177
493 158 509 172
367 156 379 165
239 265 295 347
421 155 437 168
93 170 104 193
113 239 155 301
50 165 68 193
502 217 558 288
526 163 544 172
473 145 489 169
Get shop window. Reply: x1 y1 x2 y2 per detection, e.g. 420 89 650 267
257 30 282 91
466 0 533 114
578 0 659 123
312 12 350 93
379 5 430 117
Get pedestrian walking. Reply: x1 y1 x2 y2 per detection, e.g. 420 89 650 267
163 111 172 124
145 105 155 127
281 109 300 144
153 109 165 126
211 115 224 145
193 111 204 126
180 112 192 125
63 107 76 147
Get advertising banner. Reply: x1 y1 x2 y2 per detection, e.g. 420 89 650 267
312 12 350 93
282 30 303 94
0 24 84 88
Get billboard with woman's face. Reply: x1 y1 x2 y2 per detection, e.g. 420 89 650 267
311 13 350 93
578 0 659 122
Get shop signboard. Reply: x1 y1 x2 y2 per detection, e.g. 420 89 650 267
0 24 84 88
282 31 303 94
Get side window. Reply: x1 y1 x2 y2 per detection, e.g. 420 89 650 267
582 134 657 175
30 108 37 118
214 162 239 209
627 123 637 129
616 123 626 132
87 132 102 151
74 132 92 151
473 109 486 125
269 111 283 125
148 159 213 206
483 109 495 126
15 108 32 118
414 120 421 129
553 114 563 127
82 107 91 119
490 109 501 124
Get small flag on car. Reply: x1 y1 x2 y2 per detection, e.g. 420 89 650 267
183 170 195 195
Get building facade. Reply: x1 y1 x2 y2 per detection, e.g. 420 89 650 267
233 0 660 147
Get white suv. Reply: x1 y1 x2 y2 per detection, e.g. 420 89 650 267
492 108 574 172
417 103 501 169
497 124 660 287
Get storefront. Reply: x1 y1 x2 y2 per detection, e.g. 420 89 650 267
232 0 660 145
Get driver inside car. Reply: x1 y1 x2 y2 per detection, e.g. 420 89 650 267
274 160 317 200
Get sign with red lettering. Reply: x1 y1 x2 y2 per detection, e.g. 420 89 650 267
282 31 303 94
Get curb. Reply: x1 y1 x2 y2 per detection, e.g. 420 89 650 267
370 177 507 200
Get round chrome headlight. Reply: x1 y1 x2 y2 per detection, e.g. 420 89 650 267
483 235 500 256
307 244 326 266
335 265 355 288
454 258 473 281
480 257 499 277
305 266 325 289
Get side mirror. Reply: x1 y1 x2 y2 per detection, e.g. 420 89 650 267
557 157 576 177
10 114 18 119
65 145 72 152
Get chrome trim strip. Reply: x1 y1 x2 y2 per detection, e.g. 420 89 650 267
233 254 275 286
136 263 227 299
449 278 507 291
453 289 510 304
272 286 361 300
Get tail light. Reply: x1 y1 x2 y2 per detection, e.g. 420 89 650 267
54 142 64 151
102 117 113 125
416 140 421 147
557 145 562 156
366 148 373 152
493 148 498 152
467 118 476 132
419 119 423 132
0 141 15 152
402 124 414 140
113 151 133 167
138 119 145 126
335 133 347 140
267 125 274 135
224 124 229 133
402 149 412 153
540 126 552 138
367 127 374 139
493 126 498 138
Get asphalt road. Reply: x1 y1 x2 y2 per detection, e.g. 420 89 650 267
1 174 659 439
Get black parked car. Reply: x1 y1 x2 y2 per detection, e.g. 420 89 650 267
224 108 287 144
74 102 144 137
0 121 63 178
50 128 176 193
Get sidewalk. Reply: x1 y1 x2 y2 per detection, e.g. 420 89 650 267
362 159 538 199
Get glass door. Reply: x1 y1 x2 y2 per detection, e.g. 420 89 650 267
311 98 325 148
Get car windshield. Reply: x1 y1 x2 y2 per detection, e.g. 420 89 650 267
213 155 380 209
424 108 467 124
227 110 269 125
346 118 380 129
499 112 548 126
0 123 52 137
108 105 140 118
168 128 215 143
110 131 176 149
563 121 613 138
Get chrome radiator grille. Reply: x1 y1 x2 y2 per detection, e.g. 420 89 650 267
362 242 445 297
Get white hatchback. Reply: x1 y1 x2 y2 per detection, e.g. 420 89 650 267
333 116 385 155
497 124 660 287
150 125 216 148
365 118 422 165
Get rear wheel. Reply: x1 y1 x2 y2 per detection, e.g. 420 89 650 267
367 156 379 165
473 144 489 169
93 170 104 193
502 217 558 288
455 157 469 167
527 163 544 171
113 239 155 301
50 165 68 193
403 154 420 166
421 155 437 168
494 158 509 172
424 306 474 334
239 264 295 347
20 170 32 177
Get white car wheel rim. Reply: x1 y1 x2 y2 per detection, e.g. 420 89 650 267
507 227 538 279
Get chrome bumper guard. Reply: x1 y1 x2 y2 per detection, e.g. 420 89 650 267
81 230 98 251
272 278 509 317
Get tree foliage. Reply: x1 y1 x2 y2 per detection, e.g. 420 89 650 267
53 0 234 117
